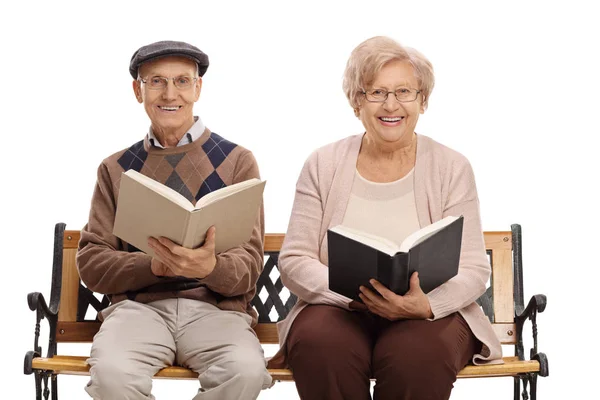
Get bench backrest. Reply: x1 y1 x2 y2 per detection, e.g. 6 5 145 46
51 224 524 346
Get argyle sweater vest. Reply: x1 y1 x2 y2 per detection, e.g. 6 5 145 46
77 129 265 322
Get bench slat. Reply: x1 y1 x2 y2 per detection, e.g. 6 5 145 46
58 248 79 322
56 321 282 344
56 321 518 345
56 322 100 342
31 355 539 380
63 231 80 249
493 323 517 345
264 234 285 253
492 249 514 323
482 232 512 251
63 233 286 257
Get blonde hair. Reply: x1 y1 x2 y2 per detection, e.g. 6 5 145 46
343 36 435 110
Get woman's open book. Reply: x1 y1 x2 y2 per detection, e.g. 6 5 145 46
113 169 266 257
327 215 464 300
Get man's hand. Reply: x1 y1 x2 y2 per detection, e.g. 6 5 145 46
148 226 217 279
358 272 433 320
150 259 177 277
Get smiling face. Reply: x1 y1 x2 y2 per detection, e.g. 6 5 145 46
132 56 201 142
358 60 424 149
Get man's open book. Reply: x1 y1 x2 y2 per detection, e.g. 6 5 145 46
327 215 464 301
113 170 266 257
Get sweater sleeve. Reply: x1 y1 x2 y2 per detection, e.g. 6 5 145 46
278 151 352 310
198 151 265 297
427 158 490 320
77 162 162 294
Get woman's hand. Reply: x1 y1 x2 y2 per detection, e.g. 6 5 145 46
148 226 217 279
348 300 369 311
358 272 433 320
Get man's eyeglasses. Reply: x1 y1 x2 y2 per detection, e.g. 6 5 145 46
139 76 198 90
362 88 421 103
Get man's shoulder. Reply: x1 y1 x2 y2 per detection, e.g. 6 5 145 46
203 131 255 164
101 138 148 172
203 131 244 155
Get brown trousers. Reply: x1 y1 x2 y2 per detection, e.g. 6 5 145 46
286 305 479 400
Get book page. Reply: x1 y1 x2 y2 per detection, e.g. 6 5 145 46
114 172 192 256
185 181 266 253
194 178 262 209
125 170 194 211
329 225 400 256
398 215 460 252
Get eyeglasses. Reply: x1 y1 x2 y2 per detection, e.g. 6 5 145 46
362 88 421 103
139 76 198 90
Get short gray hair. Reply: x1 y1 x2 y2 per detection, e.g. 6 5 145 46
343 36 435 110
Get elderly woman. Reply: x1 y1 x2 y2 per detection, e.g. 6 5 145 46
270 36 503 399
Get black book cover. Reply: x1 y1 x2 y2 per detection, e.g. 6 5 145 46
328 216 464 301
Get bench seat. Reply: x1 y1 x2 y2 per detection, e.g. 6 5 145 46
32 355 539 381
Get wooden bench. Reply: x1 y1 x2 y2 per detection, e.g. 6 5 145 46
24 223 548 399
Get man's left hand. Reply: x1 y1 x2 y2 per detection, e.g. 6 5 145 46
148 226 217 279
358 272 433 321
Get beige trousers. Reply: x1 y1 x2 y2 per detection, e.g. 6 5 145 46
84 298 272 400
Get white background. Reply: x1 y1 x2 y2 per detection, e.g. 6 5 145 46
2 0 598 398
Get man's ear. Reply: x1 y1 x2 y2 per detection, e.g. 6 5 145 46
132 80 143 104
194 77 203 102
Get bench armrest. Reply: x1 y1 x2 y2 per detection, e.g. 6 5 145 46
515 294 546 319
515 294 549 377
24 291 59 375
28 291 59 318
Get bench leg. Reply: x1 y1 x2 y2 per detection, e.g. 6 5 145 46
518 375 530 400
31 371 58 400
51 374 58 400
35 371 58 400
43 373 50 400
514 373 538 400
529 374 538 400
34 372 42 400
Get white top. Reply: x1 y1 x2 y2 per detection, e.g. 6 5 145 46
342 168 421 247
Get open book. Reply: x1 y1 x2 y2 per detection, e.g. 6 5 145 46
327 215 463 301
113 170 266 257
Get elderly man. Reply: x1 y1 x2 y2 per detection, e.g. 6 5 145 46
77 40 272 400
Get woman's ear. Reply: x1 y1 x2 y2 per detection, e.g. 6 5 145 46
354 95 364 118
419 96 427 114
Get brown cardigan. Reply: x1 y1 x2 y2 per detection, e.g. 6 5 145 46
271 133 502 367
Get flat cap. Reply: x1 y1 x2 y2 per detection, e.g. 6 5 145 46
129 40 209 79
